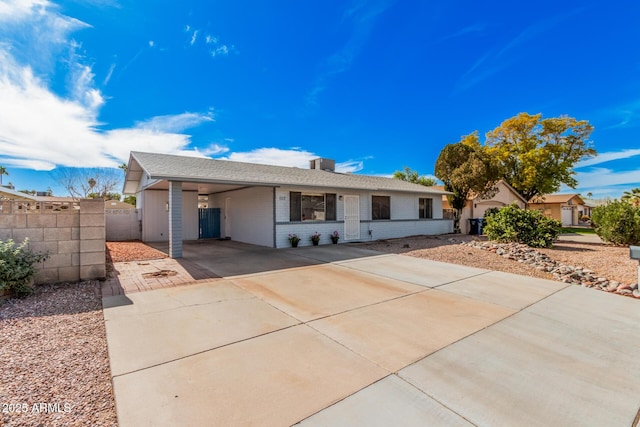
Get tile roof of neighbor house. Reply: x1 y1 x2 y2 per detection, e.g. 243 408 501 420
0 186 42 201
128 151 451 195
530 194 584 204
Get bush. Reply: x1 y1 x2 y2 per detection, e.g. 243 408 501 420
483 204 561 248
591 201 640 245
0 238 49 297
580 214 590 222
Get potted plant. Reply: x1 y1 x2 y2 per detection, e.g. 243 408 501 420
288 234 301 248
330 230 340 244
310 232 321 246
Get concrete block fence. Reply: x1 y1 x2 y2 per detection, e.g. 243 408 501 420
0 199 105 285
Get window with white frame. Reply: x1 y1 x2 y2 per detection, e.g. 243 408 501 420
290 192 337 221
419 197 433 219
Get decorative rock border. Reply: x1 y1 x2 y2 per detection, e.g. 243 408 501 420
463 240 640 299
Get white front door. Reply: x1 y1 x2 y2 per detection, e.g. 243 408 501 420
224 197 232 238
343 195 360 241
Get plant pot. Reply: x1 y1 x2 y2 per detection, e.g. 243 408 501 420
312 241 319 246
331 238 339 244
291 241 299 248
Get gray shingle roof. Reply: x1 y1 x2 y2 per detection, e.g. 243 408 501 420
129 151 449 195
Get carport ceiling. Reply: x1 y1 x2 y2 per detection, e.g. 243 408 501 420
143 180 273 195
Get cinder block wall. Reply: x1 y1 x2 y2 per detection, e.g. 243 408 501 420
0 199 105 284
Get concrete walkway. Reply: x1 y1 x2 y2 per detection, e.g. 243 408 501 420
103 242 640 426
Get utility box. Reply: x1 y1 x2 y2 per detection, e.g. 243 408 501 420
631 246 640 286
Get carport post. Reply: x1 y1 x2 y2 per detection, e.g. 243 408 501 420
169 180 183 258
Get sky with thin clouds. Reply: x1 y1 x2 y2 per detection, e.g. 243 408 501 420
0 0 639 198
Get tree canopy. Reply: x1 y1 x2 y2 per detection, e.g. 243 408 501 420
485 113 595 201
0 166 8 186
434 132 500 232
392 167 436 186
622 188 640 207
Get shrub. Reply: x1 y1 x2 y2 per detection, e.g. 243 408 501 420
580 214 590 222
591 201 640 245
483 204 561 248
0 238 49 297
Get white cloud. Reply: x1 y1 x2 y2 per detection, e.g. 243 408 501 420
210 45 230 57
0 0 49 22
0 2 215 172
134 112 214 133
575 167 640 189
148 40 154 47
335 160 363 173
103 62 116 85
576 149 640 168
190 30 198 46
200 144 229 156
221 148 318 167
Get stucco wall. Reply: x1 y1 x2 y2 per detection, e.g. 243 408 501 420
209 186 274 247
141 190 198 242
274 187 450 248
0 199 105 285
106 208 141 241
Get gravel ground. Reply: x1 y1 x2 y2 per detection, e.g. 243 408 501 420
360 234 638 286
0 282 117 427
106 241 167 263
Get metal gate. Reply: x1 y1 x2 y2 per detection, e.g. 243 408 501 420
198 208 221 239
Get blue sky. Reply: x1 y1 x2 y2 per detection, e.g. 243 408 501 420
1 0 639 199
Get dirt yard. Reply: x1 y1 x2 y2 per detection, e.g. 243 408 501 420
360 234 638 286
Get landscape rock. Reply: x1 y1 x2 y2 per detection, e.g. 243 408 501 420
463 240 637 300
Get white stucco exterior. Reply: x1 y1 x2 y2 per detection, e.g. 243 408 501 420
140 190 198 242
274 187 451 248
209 186 274 247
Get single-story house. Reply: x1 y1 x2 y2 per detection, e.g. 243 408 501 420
122 152 453 257
528 194 586 226
437 180 527 233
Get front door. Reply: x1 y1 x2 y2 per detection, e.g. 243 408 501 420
198 208 220 239
343 195 360 241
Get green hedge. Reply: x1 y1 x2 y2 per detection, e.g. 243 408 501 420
0 238 49 297
591 201 640 245
483 204 561 248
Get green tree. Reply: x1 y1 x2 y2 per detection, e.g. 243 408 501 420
434 132 500 233
0 166 8 185
485 113 595 201
123 195 136 205
392 167 437 186
118 162 127 174
622 188 640 207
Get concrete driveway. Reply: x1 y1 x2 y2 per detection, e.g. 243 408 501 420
103 241 640 426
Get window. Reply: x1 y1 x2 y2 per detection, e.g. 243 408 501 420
289 192 337 221
419 198 433 219
372 195 390 220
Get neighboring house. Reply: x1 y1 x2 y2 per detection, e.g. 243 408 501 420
437 180 527 233
122 152 453 257
0 186 41 202
528 194 586 226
